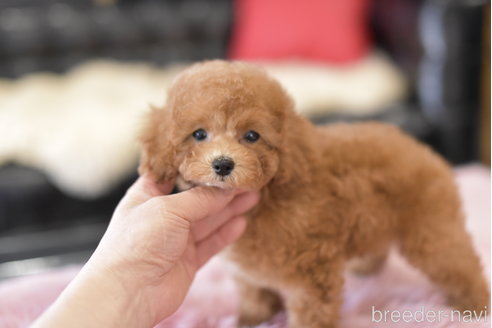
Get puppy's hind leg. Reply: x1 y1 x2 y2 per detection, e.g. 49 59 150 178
398 209 489 312
348 249 389 276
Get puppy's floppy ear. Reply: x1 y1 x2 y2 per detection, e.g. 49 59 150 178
138 106 177 181
272 111 308 187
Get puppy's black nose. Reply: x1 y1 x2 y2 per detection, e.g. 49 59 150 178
212 157 235 176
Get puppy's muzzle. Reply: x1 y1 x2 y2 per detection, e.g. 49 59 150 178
212 156 235 176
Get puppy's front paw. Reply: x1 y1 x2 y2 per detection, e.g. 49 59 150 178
236 288 283 327
237 302 283 327
237 313 270 327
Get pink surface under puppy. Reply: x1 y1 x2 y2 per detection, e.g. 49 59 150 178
0 165 489 327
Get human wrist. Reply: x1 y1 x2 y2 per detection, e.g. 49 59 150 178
86 262 152 325
80 251 158 327
33 255 155 328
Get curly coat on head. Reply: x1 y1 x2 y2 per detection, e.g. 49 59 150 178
139 60 489 328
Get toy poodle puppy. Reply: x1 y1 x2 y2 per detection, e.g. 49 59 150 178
139 60 489 328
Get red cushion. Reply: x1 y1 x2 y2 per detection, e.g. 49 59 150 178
229 0 372 64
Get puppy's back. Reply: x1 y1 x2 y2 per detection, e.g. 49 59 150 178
315 121 458 220
316 121 450 175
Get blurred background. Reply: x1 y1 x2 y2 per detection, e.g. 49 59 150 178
0 0 489 280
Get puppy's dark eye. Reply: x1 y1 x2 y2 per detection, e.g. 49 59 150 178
192 129 207 141
244 130 260 143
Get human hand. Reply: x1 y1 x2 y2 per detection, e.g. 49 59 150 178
33 176 259 328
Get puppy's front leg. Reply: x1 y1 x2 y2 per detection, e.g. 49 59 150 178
285 261 344 328
235 277 283 327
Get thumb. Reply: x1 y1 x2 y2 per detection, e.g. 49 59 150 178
120 175 175 210
156 187 240 223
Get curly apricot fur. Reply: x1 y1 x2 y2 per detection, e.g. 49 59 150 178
139 61 489 328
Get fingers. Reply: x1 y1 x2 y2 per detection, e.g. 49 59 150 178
191 191 259 242
195 216 247 267
120 175 175 210
156 186 243 223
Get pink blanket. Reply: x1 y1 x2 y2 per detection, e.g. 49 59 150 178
0 165 489 327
